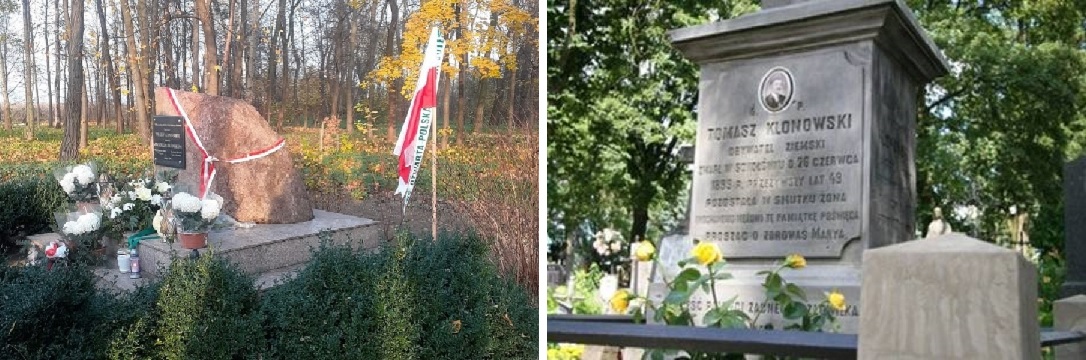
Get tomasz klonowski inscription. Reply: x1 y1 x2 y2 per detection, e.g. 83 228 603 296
691 55 865 258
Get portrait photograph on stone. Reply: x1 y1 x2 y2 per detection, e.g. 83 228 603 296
547 0 1086 359
0 0 540 358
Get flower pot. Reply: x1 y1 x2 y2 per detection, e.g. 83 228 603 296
178 232 208 249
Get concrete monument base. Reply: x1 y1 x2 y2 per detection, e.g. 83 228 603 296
138 209 380 278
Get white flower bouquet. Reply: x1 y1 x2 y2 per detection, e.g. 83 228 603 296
171 192 222 233
105 176 173 233
55 163 99 203
59 211 103 252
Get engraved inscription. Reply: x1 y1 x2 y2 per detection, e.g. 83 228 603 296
691 51 864 258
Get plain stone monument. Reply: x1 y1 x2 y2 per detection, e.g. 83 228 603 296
153 87 314 224
1062 156 1086 297
660 0 949 332
859 233 1040 359
1054 295 1086 360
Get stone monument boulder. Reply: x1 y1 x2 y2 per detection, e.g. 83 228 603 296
153 87 313 224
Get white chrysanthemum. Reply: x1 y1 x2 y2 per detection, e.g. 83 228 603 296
136 187 152 201
152 211 164 235
63 220 81 235
155 182 172 193
73 165 95 185
128 191 137 201
172 192 202 213
200 199 221 220
60 173 76 194
110 207 123 219
150 194 162 206
77 213 100 232
123 203 135 211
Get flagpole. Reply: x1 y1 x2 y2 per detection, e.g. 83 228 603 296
431 127 438 242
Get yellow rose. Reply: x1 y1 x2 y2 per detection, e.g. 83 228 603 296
635 240 656 261
827 290 846 311
785 253 806 269
690 241 722 266
610 289 630 314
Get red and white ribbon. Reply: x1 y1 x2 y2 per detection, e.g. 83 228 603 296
164 88 285 199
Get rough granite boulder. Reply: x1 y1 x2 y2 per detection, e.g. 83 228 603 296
153 87 313 224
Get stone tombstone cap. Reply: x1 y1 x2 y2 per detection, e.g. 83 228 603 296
153 87 314 224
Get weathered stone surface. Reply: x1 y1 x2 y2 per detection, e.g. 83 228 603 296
138 209 378 277
1062 157 1086 297
858 233 1040 359
1055 295 1086 360
153 87 313 223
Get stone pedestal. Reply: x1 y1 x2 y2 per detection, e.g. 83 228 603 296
1062 157 1086 297
858 234 1039 359
1054 295 1086 360
662 0 947 333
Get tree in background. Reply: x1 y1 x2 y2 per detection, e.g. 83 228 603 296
547 0 759 263
909 0 1086 256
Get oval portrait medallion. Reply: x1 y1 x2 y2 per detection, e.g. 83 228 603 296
759 67 794 113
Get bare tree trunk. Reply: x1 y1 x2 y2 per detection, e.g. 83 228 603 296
441 73 449 148
21 0 34 141
194 0 218 95
344 11 356 135
95 0 122 134
233 0 247 98
60 0 84 161
0 25 11 131
44 4 53 128
455 3 466 145
119 0 150 144
80 76 88 148
384 0 399 142
191 18 200 90
222 0 236 96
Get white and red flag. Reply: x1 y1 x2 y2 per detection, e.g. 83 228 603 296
393 28 445 210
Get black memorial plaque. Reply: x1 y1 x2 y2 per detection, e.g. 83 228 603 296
152 116 186 169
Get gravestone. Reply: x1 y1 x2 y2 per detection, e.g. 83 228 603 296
152 87 313 224
858 234 1039 359
1063 156 1086 297
658 0 948 332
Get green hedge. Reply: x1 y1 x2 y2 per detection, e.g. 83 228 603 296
260 232 537 359
0 232 538 359
0 176 67 249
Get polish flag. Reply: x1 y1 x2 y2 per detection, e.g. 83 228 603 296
393 28 445 209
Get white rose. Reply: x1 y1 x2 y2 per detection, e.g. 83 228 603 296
111 194 123 204
200 199 221 220
136 187 152 201
155 182 172 193
123 203 135 211
128 191 137 201
610 241 622 252
110 207 123 219
151 194 162 206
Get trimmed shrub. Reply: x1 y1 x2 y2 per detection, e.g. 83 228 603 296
261 232 538 359
0 263 158 360
151 254 264 360
0 176 67 249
